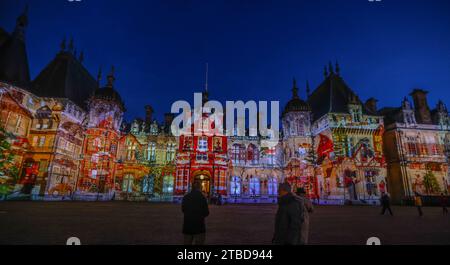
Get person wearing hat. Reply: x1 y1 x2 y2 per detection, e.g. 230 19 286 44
272 182 303 245
295 187 314 245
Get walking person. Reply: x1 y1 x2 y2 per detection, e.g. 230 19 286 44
272 183 303 245
414 192 424 217
295 188 314 245
440 193 448 215
182 181 210 245
380 192 393 216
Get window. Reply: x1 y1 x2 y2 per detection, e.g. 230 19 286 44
147 142 156 162
268 177 278 196
230 176 241 196
198 136 208 151
166 143 176 162
122 174 134 192
406 137 418 156
162 175 174 195
196 153 208 162
247 144 259 165
32 136 38 147
14 116 22 134
249 176 260 196
38 136 46 147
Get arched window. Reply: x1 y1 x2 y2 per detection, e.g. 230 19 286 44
268 177 278 196
162 175 174 195
142 175 154 195
249 176 260 196
230 176 241 197
247 144 259 165
122 174 134 192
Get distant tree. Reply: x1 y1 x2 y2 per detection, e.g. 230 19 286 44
423 171 441 195
0 126 19 196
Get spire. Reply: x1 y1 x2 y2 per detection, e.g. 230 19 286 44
328 61 334 74
324 66 328 78
106 66 115 87
306 80 311 98
60 37 66 52
335 60 340 76
14 5 29 41
68 37 74 53
205 62 209 93
202 63 209 104
16 4 29 29
96 66 102 87
292 78 299 99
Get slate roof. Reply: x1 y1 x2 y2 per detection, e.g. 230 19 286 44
307 72 376 121
31 51 98 109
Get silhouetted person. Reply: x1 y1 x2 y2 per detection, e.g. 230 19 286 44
380 192 393 216
295 188 314 245
272 183 303 245
439 193 448 215
182 181 209 245
414 192 423 217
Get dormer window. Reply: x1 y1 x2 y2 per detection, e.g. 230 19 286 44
198 136 208 151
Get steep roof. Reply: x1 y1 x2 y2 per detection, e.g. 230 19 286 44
0 9 31 89
31 50 98 109
308 71 373 121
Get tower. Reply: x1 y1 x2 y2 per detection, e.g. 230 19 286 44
410 89 432 124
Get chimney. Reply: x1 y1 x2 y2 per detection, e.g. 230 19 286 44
164 113 175 128
145 105 153 124
410 89 432 124
365 98 378 114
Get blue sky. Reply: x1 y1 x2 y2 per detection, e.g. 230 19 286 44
1 0 449 121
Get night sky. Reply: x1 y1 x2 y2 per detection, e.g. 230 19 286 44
1 0 450 122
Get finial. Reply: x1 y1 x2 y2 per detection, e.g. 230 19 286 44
16 4 29 28
205 63 209 93
79 51 84 63
335 60 340 75
60 37 66 51
292 78 299 99
97 66 102 87
328 61 334 74
68 37 74 52
306 80 311 97
107 66 115 87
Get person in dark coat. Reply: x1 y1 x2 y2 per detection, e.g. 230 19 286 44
182 181 210 245
272 183 303 245
380 192 393 216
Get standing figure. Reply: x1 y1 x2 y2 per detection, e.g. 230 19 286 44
295 188 314 245
414 192 424 217
182 181 210 245
380 192 393 216
272 183 303 245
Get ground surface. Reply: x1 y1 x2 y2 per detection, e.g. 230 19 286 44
0 202 449 245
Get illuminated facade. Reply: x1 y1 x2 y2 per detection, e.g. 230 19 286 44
0 8 448 204
174 92 230 202
381 90 450 203
76 68 124 200
306 65 387 204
